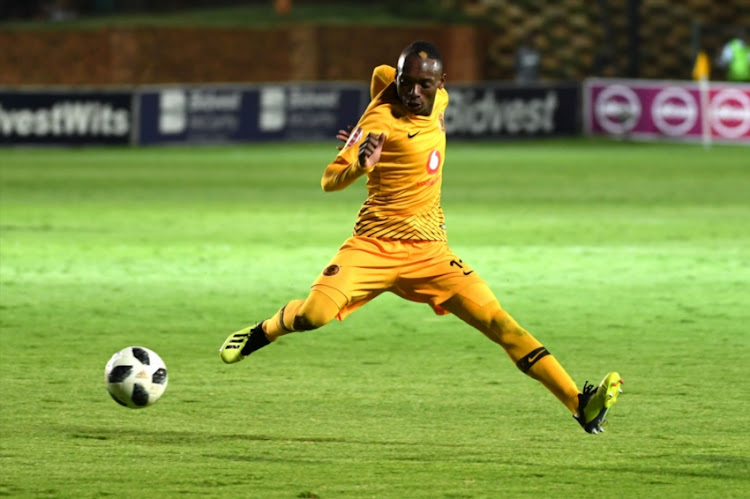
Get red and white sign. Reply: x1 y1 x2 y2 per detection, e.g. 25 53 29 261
585 78 750 144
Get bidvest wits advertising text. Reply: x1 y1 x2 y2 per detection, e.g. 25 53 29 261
0 91 132 145
444 84 580 138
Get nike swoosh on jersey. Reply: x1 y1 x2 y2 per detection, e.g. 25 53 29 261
407 131 420 138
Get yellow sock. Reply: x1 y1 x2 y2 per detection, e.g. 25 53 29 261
500 329 580 413
261 290 341 342
523 354 580 413
263 299 304 341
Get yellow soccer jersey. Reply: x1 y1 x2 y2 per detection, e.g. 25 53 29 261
322 65 449 241
370 64 394 100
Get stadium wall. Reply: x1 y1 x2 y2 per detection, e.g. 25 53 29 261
0 25 482 86
2 1 749 86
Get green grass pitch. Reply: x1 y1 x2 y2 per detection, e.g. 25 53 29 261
1 139 748 498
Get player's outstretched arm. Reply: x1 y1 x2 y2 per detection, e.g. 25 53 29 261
321 132 385 192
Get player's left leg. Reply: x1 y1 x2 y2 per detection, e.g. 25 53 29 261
440 283 581 413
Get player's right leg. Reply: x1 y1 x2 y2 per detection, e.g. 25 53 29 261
219 289 341 364
440 282 624 433
440 283 582 413
220 235 397 364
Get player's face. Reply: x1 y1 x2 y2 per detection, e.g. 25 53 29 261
396 53 445 116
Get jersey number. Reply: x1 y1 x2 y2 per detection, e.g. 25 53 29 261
450 259 474 276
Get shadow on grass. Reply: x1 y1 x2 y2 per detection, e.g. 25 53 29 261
63 425 418 447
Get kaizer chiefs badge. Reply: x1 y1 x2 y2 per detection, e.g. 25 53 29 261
438 112 445 133
322 264 340 276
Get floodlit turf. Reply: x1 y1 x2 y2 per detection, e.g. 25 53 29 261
1 139 749 498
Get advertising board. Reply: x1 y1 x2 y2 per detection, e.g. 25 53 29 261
584 78 750 144
137 84 367 145
0 89 133 145
445 84 580 139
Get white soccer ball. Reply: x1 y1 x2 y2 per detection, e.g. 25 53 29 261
104 346 168 409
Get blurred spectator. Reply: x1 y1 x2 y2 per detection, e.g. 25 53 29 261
43 0 78 21
515 31 541 84
716 29 750 82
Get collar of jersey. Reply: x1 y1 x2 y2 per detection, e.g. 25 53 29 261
402 106 436 122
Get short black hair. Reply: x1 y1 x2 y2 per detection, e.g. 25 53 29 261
399 40 443 66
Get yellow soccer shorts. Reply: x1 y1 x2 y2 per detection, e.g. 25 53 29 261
311 235 487 320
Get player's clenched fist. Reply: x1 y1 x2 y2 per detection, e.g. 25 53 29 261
358 132 386 170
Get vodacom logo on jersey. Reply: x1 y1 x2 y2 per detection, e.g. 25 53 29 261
426 149 441 174
418 150 442 187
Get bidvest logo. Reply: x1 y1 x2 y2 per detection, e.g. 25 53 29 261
594 85 641 134
0 101 129 137
158 88 242 135
258 87 343 133
446 90 559 135
259 87 285 132
158 90 186 134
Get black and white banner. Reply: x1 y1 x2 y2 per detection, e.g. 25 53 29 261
137 84 367 145
445 84 580 139
0 89 133 145
0 82 582 146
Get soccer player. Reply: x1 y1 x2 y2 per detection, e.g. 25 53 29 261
220 41 623 434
